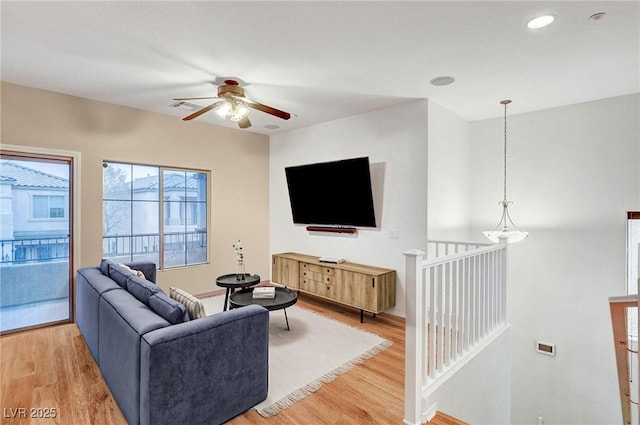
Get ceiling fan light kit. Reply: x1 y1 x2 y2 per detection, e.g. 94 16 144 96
483 99 529 244
213 99 249 122
173 79 291 130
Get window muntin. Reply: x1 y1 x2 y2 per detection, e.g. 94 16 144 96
102 162 208 269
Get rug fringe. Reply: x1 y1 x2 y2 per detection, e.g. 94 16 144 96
256 338 392 417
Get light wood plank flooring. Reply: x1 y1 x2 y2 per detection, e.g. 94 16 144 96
1 293 463 425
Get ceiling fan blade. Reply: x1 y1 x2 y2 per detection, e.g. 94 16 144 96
173 96 220 101
239 97 291 120
182 101 221 121
237 116 251 129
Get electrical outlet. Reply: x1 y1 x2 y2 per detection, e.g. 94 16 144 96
390 229 399 239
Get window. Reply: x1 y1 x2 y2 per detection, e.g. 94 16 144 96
102 162 208 269
33 195 65 218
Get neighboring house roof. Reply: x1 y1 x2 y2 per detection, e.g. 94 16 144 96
104 172 202 200
133 173 200 191
0 161 68 189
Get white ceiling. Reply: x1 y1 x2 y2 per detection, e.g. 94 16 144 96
2 1 638 135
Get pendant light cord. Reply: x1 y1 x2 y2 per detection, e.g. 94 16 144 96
501 99 511 203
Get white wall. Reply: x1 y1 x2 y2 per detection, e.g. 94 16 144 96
427 100 473 242
270 100 429 317
469 94 640 424
427 327 512 425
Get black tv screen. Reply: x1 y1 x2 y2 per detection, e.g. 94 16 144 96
285 157 377 228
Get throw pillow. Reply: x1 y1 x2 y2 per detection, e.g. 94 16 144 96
169 287 206 320
118 263 145 279
148 292 189 324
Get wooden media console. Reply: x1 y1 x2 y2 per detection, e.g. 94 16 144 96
272 252 396 322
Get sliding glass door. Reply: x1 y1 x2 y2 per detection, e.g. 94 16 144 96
0 152 73 334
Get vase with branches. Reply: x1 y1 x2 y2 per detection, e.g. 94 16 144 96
233 240 245 281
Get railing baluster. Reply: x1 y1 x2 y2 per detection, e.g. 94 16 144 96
451 259 459 362
444 262 451 367
436 264 444 373
428 266 436 379
489 252 498 330
463 256 470 352
472 255 478 345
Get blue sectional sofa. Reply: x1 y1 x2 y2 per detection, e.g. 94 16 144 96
76 260 269 425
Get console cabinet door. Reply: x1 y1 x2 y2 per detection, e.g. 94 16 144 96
272 256 299 288
334 271 376 311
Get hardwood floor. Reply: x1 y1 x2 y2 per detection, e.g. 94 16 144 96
228 294 406 425
1 321 125 425
1 293 463 425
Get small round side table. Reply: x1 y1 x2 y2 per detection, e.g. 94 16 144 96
215 273 260 311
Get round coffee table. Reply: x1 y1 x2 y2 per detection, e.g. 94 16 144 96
229 287 298 330
216 273 261 311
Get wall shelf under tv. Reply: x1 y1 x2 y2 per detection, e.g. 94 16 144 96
306 226 358 235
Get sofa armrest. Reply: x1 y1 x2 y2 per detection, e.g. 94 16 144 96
125 261 157 283
140 305 269 425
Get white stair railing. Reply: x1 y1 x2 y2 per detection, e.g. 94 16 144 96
404 241 508 425
427 239 491 259
610 294 640 425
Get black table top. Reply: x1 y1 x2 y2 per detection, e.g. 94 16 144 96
229 287 298 311
215 273 260 289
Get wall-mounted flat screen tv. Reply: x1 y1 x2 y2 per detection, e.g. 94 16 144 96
285 157 376 228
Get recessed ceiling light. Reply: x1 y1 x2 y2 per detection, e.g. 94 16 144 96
527 15 555 29
429 76 455 86
589 12 606 22
264 124 280 130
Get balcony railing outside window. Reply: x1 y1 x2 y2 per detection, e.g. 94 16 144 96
102 231 207 267
0 236 69 264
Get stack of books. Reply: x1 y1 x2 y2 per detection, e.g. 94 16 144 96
252 286 276 299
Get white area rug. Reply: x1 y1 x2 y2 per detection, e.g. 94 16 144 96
201 295 391 417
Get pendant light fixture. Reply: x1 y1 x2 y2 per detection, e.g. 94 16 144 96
483 99 529 244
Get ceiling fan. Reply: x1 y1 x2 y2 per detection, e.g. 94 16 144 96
173 79 291 129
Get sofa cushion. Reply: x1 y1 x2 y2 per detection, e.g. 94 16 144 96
148 292 189 325
100 258 117 276
109 263 137 288
169 287 206 320
127 275 161 305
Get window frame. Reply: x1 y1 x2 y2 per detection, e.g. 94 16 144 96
102 161 209 270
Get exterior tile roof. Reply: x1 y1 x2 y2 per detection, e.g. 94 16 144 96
0 161 68 189
133 173 200 191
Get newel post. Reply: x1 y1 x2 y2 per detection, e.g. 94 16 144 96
403 249 426 425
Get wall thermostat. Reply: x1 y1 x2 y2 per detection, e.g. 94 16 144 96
536 340 555 356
